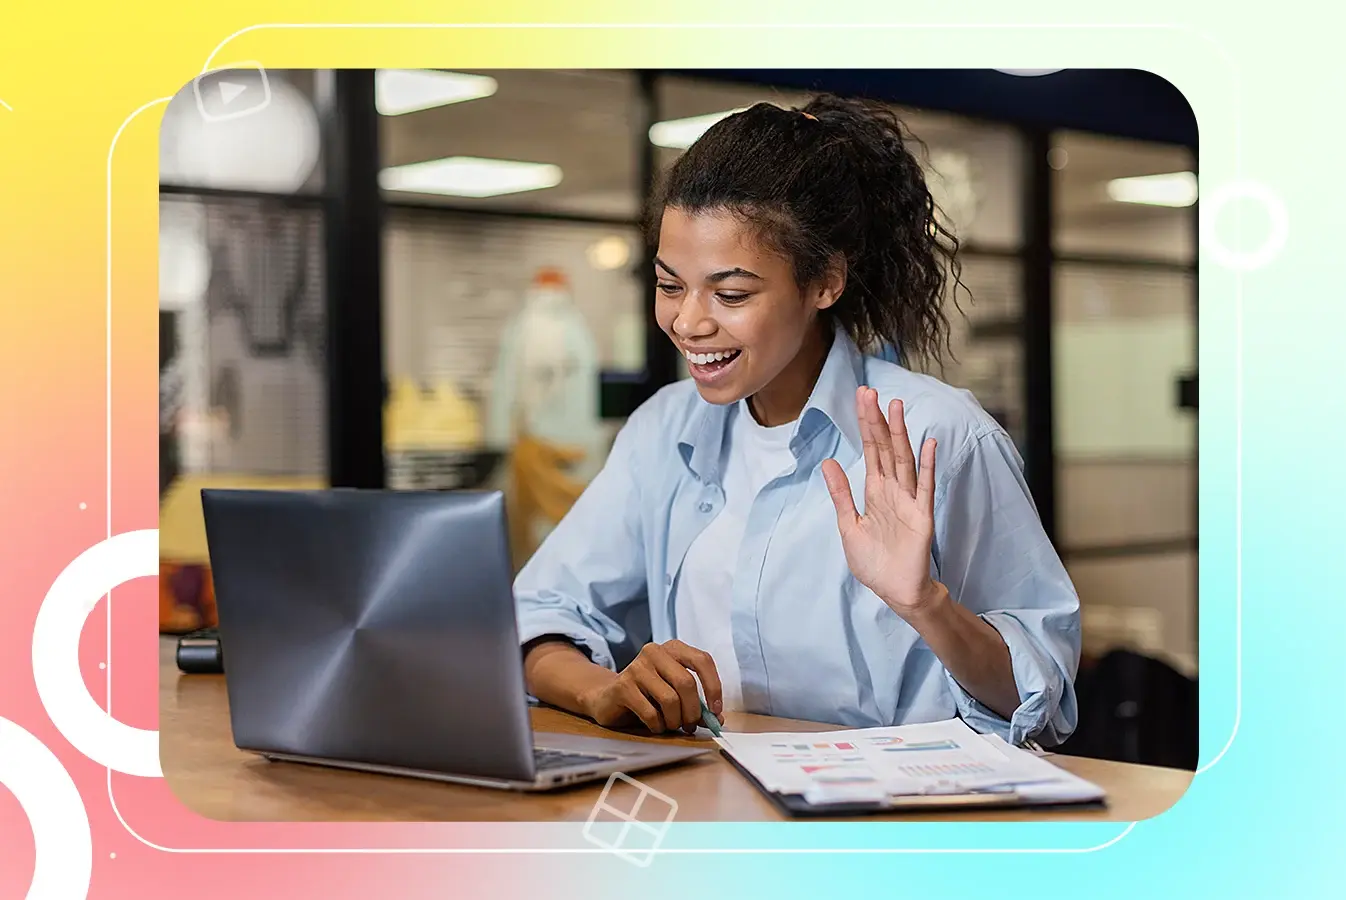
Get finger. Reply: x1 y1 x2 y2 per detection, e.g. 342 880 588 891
855 387 884 478
821 458 859 532
647 646 703 729
865 388 898 482
887 398 917 496
916 437 937 517
627 655 674 732
618 680 664 733
632 663 684 732
642 680 683 733
664 640 724 717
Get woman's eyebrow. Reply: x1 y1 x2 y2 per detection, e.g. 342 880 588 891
707 267 763 282
655 259 763 282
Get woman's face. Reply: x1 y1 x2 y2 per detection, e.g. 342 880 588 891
654 207 840 408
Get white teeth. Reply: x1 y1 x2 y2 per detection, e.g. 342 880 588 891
686 350 739 366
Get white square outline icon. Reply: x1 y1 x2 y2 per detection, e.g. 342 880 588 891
582 772 678 867
192 62 271 122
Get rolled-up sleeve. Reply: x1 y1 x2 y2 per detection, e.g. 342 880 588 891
931 428 1082 747
512 408 650 672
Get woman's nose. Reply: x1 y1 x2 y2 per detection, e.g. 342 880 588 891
672 293 715 338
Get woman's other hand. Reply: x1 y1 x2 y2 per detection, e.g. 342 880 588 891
579 639 723 734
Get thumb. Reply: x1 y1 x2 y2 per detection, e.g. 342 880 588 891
821 459 859 532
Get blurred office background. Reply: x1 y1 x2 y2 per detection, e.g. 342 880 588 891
157 69 1197 768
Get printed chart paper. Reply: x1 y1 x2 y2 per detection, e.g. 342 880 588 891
714 718 1104 805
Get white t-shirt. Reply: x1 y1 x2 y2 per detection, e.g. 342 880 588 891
675 401 797 711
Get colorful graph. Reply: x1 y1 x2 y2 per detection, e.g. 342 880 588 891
775 741 861 752
896 761 995 778
881 739 961 752
775 742 866 758
800 763 870 773
799 763 878 784
813 772 880 785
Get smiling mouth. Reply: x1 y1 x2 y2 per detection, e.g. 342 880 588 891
683 349 741 368
682 348 743 385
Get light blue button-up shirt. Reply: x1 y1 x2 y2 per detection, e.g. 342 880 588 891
513 327 1081 746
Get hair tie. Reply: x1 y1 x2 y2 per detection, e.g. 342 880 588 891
800 112 818 121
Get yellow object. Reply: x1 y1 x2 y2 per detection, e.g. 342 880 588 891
159 473 326 565
506 433 586 567
383 377 424 451
385 376 482 452
425 378 483 450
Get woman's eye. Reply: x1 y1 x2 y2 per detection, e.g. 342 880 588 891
656 282 682 296
716 292 751 304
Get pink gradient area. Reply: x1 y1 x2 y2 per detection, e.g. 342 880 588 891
110 772 588 851
80 503 611 892
85 582 159 734
0 783 37 898
81 850 604 900
0 22 724 898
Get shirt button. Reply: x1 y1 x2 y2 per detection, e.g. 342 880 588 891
665 574 672 586
697 501 713 513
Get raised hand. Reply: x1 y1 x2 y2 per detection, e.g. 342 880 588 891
820 386 942 619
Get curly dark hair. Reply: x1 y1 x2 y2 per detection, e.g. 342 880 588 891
647 94 968 369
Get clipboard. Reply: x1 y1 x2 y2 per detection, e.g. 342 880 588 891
718 745 1108 818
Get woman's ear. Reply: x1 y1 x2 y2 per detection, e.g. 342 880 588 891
813 256 847 311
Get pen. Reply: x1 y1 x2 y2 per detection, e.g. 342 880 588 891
699 699 722 737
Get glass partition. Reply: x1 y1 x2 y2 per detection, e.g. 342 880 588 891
377 70 645 568
1051 131 1197 676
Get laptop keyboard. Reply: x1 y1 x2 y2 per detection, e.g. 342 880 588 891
533 748 617 770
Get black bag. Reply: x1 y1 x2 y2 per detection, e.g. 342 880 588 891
1057 648 1198 770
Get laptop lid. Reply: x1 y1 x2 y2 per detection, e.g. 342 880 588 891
200 488 537 783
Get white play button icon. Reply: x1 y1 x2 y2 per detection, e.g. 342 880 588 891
193 63 271 121
218 81 247 106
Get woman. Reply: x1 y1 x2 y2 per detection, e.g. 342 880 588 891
514 95 1080 748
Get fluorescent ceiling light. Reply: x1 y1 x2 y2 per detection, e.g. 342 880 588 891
1106 171 1197 207
649 108 746 149
375 70 497 116
380 156 563 198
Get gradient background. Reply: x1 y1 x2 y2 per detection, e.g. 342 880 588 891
0 1 1339 897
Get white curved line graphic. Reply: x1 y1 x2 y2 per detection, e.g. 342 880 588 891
105 767 1135 855
106 18 1237 858
204 24 1243 774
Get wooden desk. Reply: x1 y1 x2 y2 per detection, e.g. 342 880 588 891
160 638 1191 822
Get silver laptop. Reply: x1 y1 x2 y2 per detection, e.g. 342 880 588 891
200 487 708 791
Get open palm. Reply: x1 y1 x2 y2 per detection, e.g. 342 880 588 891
821 387 941 618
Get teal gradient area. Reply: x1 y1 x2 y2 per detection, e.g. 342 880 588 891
477 13 1338 893
88 5 1346 898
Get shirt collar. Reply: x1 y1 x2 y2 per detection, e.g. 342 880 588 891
677 325 867 481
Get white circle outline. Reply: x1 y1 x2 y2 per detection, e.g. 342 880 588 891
32 529 161 777
1199 179 1289 272
0 716 94 899
98 20 1250 859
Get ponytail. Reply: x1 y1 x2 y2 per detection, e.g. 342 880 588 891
649 94 967 369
